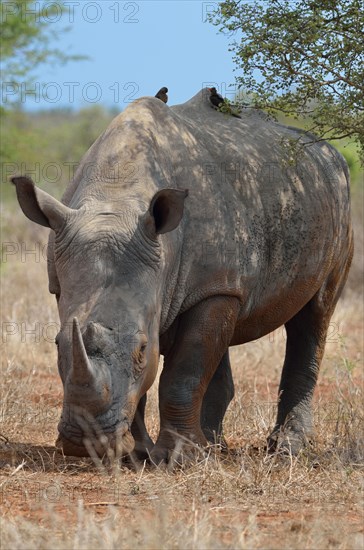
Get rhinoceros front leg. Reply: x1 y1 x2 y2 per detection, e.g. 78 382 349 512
129 394 154 460
200 350 234 447
151 296 240 466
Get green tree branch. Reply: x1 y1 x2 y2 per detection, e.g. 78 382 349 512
210 0 364 161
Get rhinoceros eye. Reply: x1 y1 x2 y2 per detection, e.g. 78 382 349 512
136 343 147 364
132 342 148 378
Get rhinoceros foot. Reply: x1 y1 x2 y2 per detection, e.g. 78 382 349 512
132 435 155 460
120 437 155 470
149 430 211 469
267 427 311 456
150 445 207 470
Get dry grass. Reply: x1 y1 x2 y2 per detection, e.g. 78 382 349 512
1 202 363 549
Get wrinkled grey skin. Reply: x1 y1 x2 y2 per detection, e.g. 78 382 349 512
13 89 353 463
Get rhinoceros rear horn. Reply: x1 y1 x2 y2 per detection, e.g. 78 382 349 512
11 175 74 232
148 188 189 235
70 318 96 386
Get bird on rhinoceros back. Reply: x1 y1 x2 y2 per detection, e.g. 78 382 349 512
155 87 168 103
208 87 241 118
208 87 225 108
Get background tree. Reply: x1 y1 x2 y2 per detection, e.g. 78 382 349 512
210 0 364 161
0 0 85 171
0 0 83 106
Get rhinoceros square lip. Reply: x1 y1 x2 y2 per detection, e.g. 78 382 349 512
59 405 127 439
56 419 134 458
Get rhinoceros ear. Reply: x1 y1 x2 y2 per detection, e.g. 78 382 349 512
11 176 73 232
148 188 189 235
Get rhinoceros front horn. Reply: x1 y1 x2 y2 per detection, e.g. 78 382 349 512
70 317 96 386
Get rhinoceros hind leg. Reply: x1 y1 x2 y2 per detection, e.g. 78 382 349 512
268 303 327 455
269 247 353 454
268 299 331 455
201 350 234 448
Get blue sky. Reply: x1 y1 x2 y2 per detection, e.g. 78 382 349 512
14 1 241 110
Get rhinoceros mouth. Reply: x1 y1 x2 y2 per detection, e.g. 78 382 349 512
55 434 90 457
56 420 135 457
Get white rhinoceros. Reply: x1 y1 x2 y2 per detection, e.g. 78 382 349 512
12 89 353 463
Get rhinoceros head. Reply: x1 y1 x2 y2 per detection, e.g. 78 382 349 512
12 176 188 457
